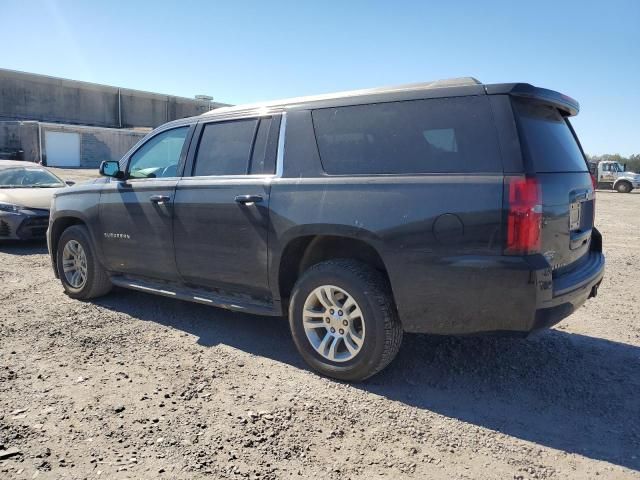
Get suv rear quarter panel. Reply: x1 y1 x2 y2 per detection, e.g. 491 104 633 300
270 108 536 334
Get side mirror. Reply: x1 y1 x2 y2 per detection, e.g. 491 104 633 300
65 180 76 186
99 160 124 179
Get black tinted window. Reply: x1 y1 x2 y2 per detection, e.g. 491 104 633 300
194 119 258 176
250 117 273 174
513 100 587 173
312 97 501 175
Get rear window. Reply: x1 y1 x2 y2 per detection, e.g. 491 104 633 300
513 100 587 173
312 97 501 175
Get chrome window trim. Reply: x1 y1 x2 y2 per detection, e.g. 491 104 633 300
121 112 288 184
177 112 287 182
275 113 286 178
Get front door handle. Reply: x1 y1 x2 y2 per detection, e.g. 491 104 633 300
235 194 263 204
150 195 171 204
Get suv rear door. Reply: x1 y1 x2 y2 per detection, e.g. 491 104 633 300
512 99 594 275
172 115 280 301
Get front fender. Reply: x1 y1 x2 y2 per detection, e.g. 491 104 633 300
49 188 104 271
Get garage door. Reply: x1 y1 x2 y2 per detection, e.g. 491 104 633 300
45 131 80 167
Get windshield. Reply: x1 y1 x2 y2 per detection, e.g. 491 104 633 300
0 166 65 188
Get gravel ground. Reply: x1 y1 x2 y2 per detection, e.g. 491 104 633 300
1 174 639 479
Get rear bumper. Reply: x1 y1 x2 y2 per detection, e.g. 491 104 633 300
395 229 605 335
532 249 604 331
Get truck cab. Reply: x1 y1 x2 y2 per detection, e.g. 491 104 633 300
589 160 640 193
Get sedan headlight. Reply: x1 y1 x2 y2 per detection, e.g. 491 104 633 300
0 202 24 213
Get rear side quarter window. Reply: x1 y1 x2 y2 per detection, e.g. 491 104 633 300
311 96 501 175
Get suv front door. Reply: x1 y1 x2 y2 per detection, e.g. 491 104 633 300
172 116 279 301
99 125 193 281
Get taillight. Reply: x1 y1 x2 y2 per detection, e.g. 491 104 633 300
590 174 597 190
505 177 542 255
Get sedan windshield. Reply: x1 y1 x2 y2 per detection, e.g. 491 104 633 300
0 166 65 188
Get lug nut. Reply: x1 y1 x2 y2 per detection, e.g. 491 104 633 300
325 318 330 323
339 329 344 335
338 310 343 316
342 320 348 326
330 327 336 333
330 309 335 314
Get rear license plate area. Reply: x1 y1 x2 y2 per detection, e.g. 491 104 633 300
569 202 582 231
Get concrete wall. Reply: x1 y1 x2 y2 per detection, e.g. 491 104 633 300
0 121 146 167
0 68 229 129
40 124 147 168
0 121 40 161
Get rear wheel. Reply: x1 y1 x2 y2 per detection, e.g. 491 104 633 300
288 259 402 382
56 225 112 299
615 181 632 193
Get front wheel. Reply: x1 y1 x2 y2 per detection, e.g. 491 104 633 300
288 259 402 382
56 225 112 299
615 181 632 193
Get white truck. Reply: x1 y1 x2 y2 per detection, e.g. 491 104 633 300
589 161 640 193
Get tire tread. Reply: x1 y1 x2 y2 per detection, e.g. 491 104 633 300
58 225 112 299
294 259 402 380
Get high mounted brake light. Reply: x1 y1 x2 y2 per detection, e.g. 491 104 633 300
505 177 542 255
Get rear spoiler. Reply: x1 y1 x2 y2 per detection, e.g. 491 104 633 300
484 83 580 117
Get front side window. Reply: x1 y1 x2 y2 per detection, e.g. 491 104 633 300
312 96 501 175
128 127 190 179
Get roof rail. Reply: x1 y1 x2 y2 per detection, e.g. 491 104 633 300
201 77 483 117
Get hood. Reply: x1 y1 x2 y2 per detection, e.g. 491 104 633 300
0 187 65 210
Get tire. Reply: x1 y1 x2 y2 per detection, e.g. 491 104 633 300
56 225 112 299
615 181 632 193
288 259 402 382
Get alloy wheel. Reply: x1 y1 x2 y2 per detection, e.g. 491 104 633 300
62 240 88 289
302 285 366 362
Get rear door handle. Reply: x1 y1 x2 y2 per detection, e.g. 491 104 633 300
235 194 263 204
149 195 171 204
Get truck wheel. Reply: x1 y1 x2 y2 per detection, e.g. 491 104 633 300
56 225 112 299
288 259 402 382
615 181 632 193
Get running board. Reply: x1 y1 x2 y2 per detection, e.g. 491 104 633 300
109 276 281 316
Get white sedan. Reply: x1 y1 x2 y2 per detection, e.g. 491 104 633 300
0 161 74 241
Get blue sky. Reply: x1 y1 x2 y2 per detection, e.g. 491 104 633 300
3 0 639 155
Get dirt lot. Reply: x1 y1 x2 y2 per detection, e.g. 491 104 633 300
1 174 638 479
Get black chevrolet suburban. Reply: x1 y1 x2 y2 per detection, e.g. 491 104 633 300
47 78 605 381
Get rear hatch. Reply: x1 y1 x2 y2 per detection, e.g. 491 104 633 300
512 98 594 275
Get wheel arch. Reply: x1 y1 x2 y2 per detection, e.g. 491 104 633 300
274 229 393 306
614 179 633 192
49 216 93 278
